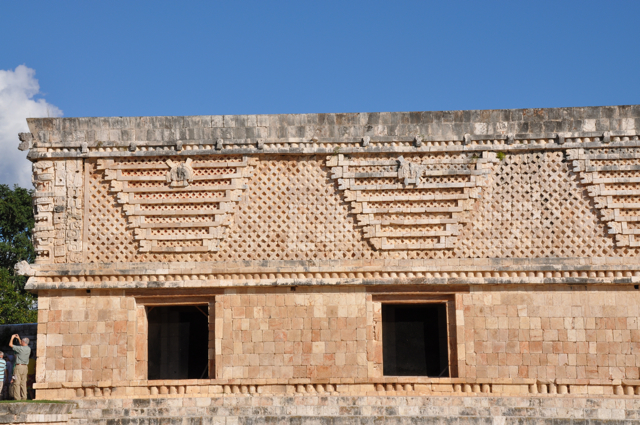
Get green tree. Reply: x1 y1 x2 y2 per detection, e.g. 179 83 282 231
0 184 37 324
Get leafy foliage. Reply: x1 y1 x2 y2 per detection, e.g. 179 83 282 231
0 185 35 268
0 269 37 324
0 184 37 324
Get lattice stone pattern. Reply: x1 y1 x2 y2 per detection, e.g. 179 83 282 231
83 152 637 263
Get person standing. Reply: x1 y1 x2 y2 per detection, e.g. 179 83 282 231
3 354 13 399
9 334 31 400
0 351 5 399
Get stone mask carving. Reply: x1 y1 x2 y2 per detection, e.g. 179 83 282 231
166 159 194 187
397 156 427 185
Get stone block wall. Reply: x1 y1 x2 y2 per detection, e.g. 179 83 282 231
32 284 640 395
462 286 640 381
215 288 372 381
36 290 136 384
134 305 148 381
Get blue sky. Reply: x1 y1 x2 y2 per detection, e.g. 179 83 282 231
1 0 639 185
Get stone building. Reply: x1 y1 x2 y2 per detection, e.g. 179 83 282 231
15 105 640 422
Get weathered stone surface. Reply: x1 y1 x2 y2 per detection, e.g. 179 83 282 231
18 106 640 413
23 106 640 153
0 402 75 424
63 395 640 424
15 260 34 276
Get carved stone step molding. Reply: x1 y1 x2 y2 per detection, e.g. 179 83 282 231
570 147 640 247
328 152 498 251
95 156 251 253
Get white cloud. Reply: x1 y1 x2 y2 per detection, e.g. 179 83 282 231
0 65 62 188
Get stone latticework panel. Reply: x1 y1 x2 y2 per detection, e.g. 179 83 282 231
217 155 371 261
86 155 375 263
569 147 640 248
454 151 628 258
85 164 137 263
83 152 638 263
328 152 497 251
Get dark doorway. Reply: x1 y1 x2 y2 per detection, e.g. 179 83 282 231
382 303 449 377
147 305 209 380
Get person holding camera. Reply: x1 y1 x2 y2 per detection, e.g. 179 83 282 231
9 334 30 400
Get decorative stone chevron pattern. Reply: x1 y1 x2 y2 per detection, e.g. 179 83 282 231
95 155 248 253
569 147 640 247
32 159 84 264
328 152 498 251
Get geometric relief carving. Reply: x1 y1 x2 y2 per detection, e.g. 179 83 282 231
455 151 617 259
31 159 84 263
32 161 55 262
569 148 640 247
96 156 249 253
328 152 498 251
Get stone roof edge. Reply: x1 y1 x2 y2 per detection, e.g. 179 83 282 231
24 104 640 131
17 105 640 159
22 256 640 276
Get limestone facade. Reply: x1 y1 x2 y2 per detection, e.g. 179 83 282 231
16 105 640 401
